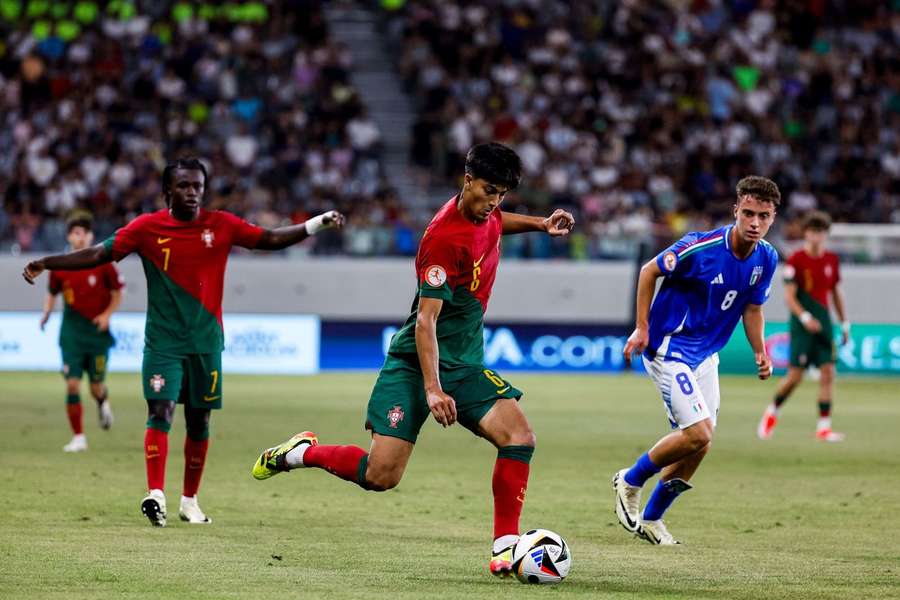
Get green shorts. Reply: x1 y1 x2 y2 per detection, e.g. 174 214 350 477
61 347 109 383
142 351 223 409
366 355 523 443
789 325 836 368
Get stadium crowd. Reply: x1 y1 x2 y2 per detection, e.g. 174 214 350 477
0 0 404 255
388 0 900 258
1 0 899 259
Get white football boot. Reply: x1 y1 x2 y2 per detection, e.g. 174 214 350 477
612 469 643 533
640 519 681 545
63 434 88 453
141 489 167 527
179 495 212 524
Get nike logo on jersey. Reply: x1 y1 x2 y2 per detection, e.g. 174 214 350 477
157 237 172 244
710 273 724 285
474 253 486 267
203 395 220 402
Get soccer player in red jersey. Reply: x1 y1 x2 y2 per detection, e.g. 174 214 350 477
251 143 575 577
40 214 124 453
24 157 345 526
758 211 850 442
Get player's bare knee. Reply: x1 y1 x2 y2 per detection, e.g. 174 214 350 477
365 466 402 491
509 427 536 448
683 420 713 451
66 379 80 395
820 366 835 385
89 383 106 399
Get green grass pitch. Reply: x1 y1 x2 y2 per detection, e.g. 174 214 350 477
1 372 898 599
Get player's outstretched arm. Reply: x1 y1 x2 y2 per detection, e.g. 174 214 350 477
415 297 457 428
500 209 574 236
23 245 112 285
623 259 661 366
254 210 346 250
743 303 772 379
39 292 57 330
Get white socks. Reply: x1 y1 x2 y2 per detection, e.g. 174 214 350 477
285 444 309 468
493 534 519 554
817 417 832 431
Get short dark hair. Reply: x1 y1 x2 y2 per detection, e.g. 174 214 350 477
803 210 832 231
66 212 93 233
162 157 208 205
464 143 522 190
736 175 781 206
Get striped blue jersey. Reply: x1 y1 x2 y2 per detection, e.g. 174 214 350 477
645 226 778 369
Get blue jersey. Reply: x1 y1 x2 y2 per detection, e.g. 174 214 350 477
645 226 778 369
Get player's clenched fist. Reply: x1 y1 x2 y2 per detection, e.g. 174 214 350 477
755 352 772 380
623 327 649 366
23 260 46 284
426 388 457 427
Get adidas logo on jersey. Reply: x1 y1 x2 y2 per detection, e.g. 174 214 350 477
710 273 724 285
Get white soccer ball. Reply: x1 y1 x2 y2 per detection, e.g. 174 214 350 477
511 528 571 585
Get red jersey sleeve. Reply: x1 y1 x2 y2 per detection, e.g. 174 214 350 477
103 215 147 261
48 271 62 294
104 263 125 291
220 211 264 249
783 251 800 283
417 232 461 301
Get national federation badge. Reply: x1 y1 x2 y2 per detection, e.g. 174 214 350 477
750 265 764 286
663 252 677 273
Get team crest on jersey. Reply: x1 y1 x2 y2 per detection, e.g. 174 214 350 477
663 252 677 272
387 405 405 428
202 229 215 248
424 265 447 287
750 265 764 286
150 374 166 393
88 274 97 287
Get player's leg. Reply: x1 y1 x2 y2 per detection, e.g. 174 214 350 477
475 397 535 576
759 366 804 439
177 353 221 523
88 351 113 430
615 357 713 536
180 405 212 523
449 367 529 576
61 347 87 452
252 355 425 490
640 355 720 545
140 352 184 527
815 362 844 441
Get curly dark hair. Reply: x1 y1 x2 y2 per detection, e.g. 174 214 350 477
65 211 93 233
464 142 522 190
735 175 781 206
162 157 208 206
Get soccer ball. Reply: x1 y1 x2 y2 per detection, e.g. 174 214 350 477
511 528 571 584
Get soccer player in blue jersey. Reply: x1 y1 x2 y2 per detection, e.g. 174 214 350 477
614 176 780 545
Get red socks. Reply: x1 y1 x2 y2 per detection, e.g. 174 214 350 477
66 403 83 435
144 428 169 491
303 444 368 486
183 438 209 497
492 446 534 539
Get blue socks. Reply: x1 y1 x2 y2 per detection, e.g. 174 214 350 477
643 478 693 521
623 452 660 487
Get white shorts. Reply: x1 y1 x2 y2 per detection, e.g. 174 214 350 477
642 354 720 429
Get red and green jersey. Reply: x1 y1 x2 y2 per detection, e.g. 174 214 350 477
388 196 502 373
49 264 123 351
102 209 263 354
784 249 840 326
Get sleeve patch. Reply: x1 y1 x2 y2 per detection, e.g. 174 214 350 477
783 264 796 280
662 252 677 272
424 265 448 288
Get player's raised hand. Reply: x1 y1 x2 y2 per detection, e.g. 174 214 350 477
425 388 457 428
543 209 575 236
23 260 46 285
623 327 649 367
321 210 346 230
755 352 772 380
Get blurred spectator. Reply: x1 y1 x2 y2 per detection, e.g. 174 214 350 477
386 0 900 258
